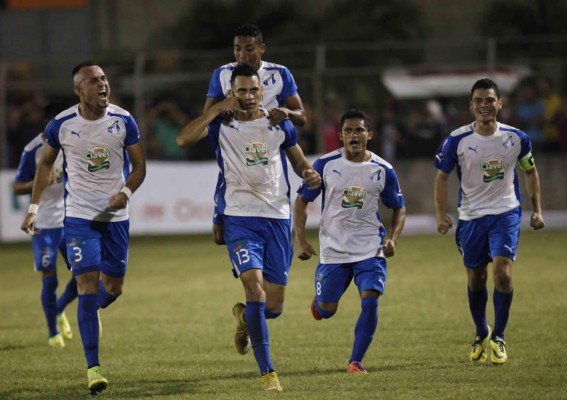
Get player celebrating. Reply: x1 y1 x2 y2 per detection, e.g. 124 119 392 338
294 109 406 374
13 102 77 348
177 64 320 392
434 78 545 364
21 61 146 394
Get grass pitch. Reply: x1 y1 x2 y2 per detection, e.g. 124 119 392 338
1 229 566 399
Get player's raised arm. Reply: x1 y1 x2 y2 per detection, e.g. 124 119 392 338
268 94 306 127
284 144 321 189
21 143 59 235
434 170 453 234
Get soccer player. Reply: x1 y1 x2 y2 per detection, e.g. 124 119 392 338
204 23 307 247
294 109 406 374
21 61 146 394
434 78 545 365
13 102 77 348
177 64 321 392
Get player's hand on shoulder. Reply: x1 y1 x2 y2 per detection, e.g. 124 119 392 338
302 168 322 189
530 212 545 230
436 213 453 235
383 239 396 258
268 108 287 126
297 241 317 261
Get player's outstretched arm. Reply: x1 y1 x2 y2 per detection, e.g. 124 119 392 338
384 206 406 258
293 194 317 260
434 170 453 234
285 145 321 189
524 166 545 230
20 144 59 235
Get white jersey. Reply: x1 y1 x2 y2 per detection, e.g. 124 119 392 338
298 149 405 264
207 61 299 110
209 109 298 219
15 133 64 229
44 104 140 222
435 122 533 220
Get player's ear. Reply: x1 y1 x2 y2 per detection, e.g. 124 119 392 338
367 130 374 140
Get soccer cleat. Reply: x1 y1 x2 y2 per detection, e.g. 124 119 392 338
470 325 492 362
489 337 508 364
87 366 108 393
57 312 73 340
346 361 368 374
232 303 251 355
311 299 322 320
48 333 65 348
261 371 283 392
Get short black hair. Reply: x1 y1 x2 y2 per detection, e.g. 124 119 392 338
234 23 263 43
340 109 372 131
471 78 501 99
72 61 97 78
230 63 259 86
44 102 68 120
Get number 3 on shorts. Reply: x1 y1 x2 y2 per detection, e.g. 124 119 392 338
72 246 83 263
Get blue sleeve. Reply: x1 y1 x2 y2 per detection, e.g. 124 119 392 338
15 147 38 182
276 67 299 106
434 136 457 173
206 69 225 100
44 119 61 149
124 115 141 146
207 117 223 149
279 119 298 149
517 130 532 159
297 158 323 202
380 167 405 209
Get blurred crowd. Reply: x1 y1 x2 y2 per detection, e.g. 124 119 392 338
5 72 567 168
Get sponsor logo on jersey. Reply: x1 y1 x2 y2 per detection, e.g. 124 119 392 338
84 146 111 172
341 184 366 209
244 141 269 166
107 120 121 134
481 157 505 182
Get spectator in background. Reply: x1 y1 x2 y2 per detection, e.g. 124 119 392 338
146 96 191 160
511 81 544 151
405 103 444 158
536 75 562 152
551 93 567 153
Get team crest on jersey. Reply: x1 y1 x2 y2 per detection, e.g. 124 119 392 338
341 185 366 209
481 157 505 182
263 73 276 86
244 141 269 166
370 168 383 182
84 146 111 172
502 136 515 149
107 120 121 134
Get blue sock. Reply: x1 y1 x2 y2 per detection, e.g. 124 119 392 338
264 308 282 319
77 294 100 368
314 301 336 319
493 289 513 340
56 276 78 314
245 301 274 374
41 275 59 337
468 286 489 338
97 280 117 309
349 297 379 363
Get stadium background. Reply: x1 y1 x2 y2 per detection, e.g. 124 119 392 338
1 0 566 242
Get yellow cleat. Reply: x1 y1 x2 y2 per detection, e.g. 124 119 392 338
48 333 65 348
57 312 73 340
231 303 251 355
87 366 108 393
470 326 491 362
261 371 283 392
489 337 508 364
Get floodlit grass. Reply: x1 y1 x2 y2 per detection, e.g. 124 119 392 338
1 230 566 399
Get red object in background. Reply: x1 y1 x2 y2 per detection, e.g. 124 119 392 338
6 0 86 10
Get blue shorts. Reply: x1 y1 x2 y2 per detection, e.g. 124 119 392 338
224 215 292 286
64 217 130 278
32 227 69 272
314 257 387 303
455 207 521 269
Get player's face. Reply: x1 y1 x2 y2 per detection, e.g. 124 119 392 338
74 66 110 111
470 88 502 123
233 36 265 71
231 75 263 113
340 118 373 159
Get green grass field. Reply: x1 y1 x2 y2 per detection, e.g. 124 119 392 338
1 230 566 400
